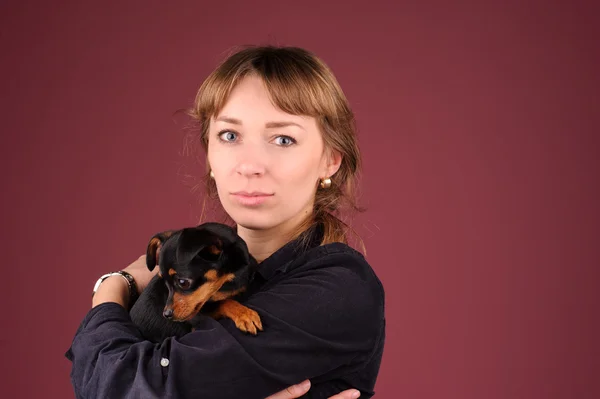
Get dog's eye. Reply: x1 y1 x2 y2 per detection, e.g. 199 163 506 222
176 279 192 290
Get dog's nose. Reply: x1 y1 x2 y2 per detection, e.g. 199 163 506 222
163 308 173 319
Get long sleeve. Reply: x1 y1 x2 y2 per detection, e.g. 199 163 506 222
66 247 385 399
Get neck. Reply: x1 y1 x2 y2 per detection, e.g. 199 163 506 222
237 209 313 263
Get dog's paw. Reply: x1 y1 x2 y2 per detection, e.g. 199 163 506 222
232 307 263 335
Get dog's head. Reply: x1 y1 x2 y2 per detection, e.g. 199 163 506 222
145 223 256 322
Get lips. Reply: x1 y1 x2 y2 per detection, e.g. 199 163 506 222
231 191 273 196
230 191 274 206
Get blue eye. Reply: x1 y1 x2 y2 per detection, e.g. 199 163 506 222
218 130 237 142
274 136 296 146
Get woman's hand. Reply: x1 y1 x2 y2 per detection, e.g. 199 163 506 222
265 380 360 399
122 254 159 294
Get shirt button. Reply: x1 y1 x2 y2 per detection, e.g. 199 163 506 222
160 357 170 367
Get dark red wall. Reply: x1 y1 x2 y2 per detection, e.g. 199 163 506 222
2 1 598 398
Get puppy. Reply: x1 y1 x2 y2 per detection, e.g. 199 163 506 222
129 222 262 343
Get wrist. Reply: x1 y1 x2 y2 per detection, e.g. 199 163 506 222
92 276 129 308
92 271 139 309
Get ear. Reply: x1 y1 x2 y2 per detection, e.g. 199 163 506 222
323 148 342 178
176 227 223 264
146 230 175 271
198 238 223 261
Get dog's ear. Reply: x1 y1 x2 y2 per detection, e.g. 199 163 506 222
176 227 223 264
197 237 223 262
146 230 175 271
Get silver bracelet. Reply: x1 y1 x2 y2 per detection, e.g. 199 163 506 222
92 270 139 308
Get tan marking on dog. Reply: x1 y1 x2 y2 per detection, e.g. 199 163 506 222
147 230 172 266
207 244 222 255
168 268 177 276
171 272 235 321
146 237 163 268
210 287 246 302
204 269 218 281
149 237 161 252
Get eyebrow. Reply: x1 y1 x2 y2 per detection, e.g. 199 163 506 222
215 116 304 130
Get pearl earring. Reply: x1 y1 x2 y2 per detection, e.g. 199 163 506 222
319 177 332 189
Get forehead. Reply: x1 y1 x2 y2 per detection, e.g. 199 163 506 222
213 76 316 128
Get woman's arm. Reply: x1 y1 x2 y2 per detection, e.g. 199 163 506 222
66 249 384 399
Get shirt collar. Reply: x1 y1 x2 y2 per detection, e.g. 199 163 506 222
255 222 325 281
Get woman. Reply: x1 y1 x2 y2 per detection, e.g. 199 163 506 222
66 46 385 399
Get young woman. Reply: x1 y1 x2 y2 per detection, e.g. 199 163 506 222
66 46 385 399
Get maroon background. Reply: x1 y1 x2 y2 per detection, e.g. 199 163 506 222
1 1 598 398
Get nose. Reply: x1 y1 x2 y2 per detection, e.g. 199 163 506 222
234 142 267 177
163 307 173 319
236 161 266 177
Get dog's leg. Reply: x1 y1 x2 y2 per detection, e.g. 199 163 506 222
209 299 263 335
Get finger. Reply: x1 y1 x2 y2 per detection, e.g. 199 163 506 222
328 389 360 399
265 380 311 399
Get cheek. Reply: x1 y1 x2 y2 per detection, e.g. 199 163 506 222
274 154 320 195
207 144 233 174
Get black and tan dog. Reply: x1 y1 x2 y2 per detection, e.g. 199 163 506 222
129 222 262 343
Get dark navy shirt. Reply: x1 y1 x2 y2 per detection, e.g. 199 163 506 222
65 225 386 398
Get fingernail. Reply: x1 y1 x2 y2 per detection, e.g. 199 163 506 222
301 380 311 390
351 390 360 398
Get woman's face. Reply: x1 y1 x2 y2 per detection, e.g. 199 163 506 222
207 75 339 231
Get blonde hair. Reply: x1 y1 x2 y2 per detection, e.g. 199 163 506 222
184 45 365 253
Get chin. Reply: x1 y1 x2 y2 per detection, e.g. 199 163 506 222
226 208 280 231
234 218 278 231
